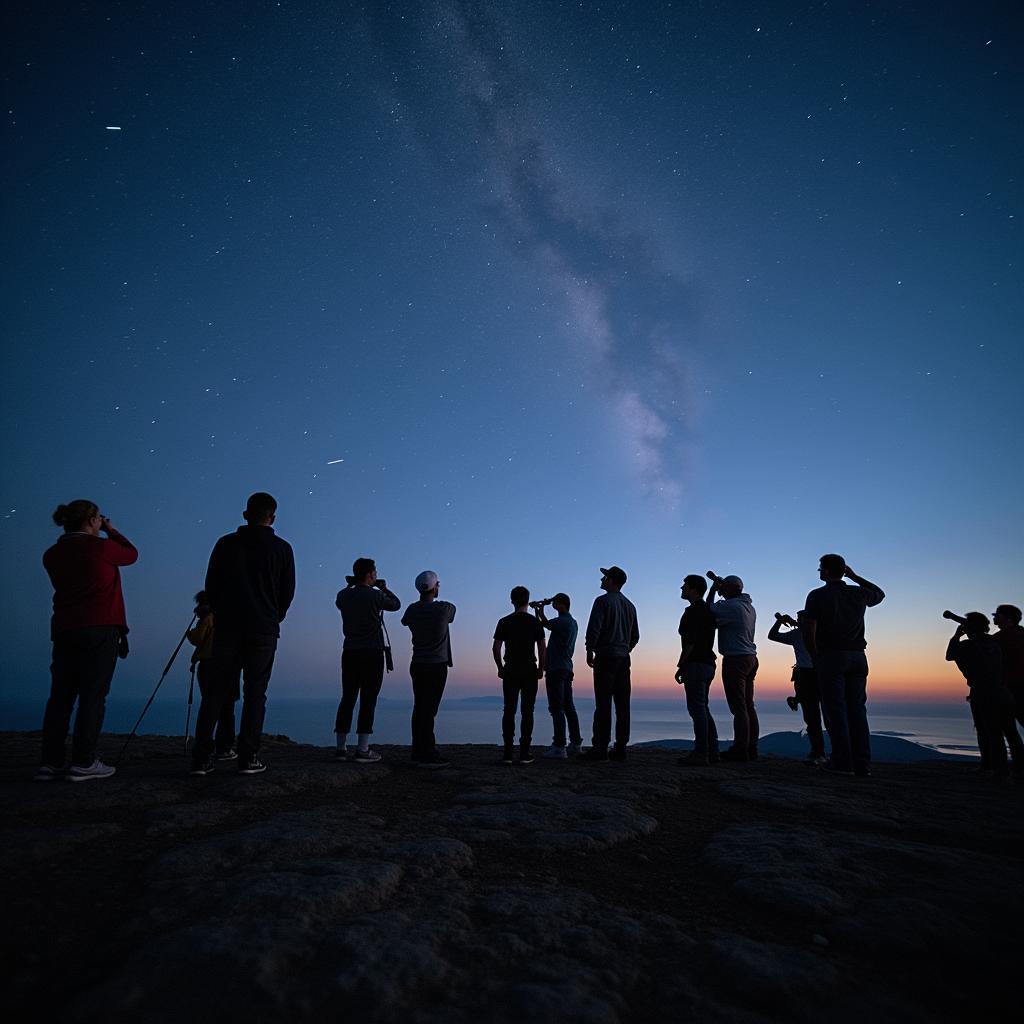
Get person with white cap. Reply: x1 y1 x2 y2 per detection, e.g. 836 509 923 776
706 571 759 762
400 570 455 767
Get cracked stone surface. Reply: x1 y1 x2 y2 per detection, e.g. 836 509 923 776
2 733 1021 1023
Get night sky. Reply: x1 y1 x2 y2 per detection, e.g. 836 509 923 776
3 1 1021 709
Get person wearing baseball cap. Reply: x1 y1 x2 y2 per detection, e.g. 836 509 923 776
578 566 639 762
400 571 456 767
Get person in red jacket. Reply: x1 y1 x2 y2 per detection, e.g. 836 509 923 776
37 499 138 782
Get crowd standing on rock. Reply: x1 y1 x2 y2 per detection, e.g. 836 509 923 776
35 494 1024 781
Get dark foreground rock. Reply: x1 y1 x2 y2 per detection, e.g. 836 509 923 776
2 733 1022 1023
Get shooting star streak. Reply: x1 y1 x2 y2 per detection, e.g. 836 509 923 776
105 126 122 130
326 459 345 465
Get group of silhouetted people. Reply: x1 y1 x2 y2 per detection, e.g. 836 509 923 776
945 607 1024 777
35 491 1021 782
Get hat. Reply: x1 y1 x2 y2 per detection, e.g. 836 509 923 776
721 574 744 591
601 565 627 587
415 570 439 594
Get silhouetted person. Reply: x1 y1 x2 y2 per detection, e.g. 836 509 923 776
675 574 719 767
706 573 759 762
946 612 1019 777
401 570 455 768
493 586 546 764
535 593 582 759
187 590 236 763
802 554 883 778
197 492 294 776
37 500 137 782
768 611 826 764
993 604 1024 730
579 566 639 762
335 557 401 763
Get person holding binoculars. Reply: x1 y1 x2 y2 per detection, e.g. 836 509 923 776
533 594 582 759
768 610 825 765
944 610 1022 776
335 557 401 763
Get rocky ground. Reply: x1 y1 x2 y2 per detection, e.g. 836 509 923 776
3 732 1022 1023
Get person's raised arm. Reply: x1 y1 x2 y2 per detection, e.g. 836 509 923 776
375 579 401 612
843 565 884 605
99 519 139 565
945 626 965 662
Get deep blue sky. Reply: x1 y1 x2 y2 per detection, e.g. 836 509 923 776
2 1 1021 707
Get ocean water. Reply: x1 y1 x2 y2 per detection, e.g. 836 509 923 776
1 695 979 757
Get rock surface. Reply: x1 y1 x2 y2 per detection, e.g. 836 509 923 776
2 732 1022 1023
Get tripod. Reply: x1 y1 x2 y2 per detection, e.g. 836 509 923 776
117 614 196 765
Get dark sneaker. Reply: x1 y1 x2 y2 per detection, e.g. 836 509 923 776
501 746 515 764
676 753 709 767
189 757 216 776
719 748 748 763
576 748 609 762
820 761 854 777
350 748 382 764
519 751 536 765
215 749 237 762
804 754 828 767
34 764 63 782
238 756 266 775
416 751 451 769
854 766 872 778
609 746 627 762
67 760 116 783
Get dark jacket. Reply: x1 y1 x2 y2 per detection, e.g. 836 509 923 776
205 525 295 638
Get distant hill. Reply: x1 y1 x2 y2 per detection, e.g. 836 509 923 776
635 730 977 763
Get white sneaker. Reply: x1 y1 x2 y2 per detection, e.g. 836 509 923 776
543 745 568 760
350 747 382 763
68 760 116 783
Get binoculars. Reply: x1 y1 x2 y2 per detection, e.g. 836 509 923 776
529 598 553 610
